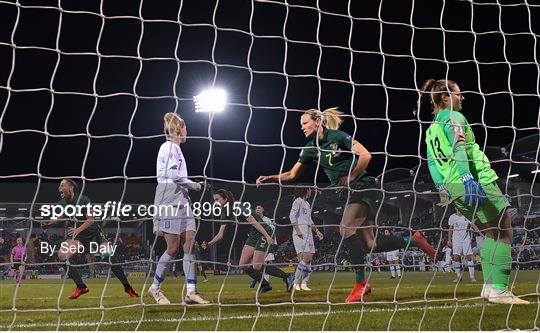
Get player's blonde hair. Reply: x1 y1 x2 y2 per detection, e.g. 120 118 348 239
303 107 343 130
163 112 185 138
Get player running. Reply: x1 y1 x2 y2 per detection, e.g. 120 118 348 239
202 189 294 293
41 179 139 299
448 208 481 283
383 230 401 279
10 237 26 288
421 78 528 304
148 112 209 305
257 108 436 303
289 187 324 291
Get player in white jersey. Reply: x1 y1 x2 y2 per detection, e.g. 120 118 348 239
383 230 401 279
448 208 482 283
148 112 209 305
289 188 323 291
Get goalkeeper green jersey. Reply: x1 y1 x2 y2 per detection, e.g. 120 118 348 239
425 109 498 186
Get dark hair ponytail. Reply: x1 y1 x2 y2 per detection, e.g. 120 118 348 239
214 189 235 204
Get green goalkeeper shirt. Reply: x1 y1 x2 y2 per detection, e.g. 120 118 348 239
298 128 365 185
425 109 498 186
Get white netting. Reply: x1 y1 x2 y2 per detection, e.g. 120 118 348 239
0 0 539 330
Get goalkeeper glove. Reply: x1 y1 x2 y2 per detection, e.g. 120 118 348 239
460 173 486 207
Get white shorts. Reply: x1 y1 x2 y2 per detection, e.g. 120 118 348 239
452 240 473 256
265 253 275 262
386 250 399 262
153 217 196 235
293 234 315 254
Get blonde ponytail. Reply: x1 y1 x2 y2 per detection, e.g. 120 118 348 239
163 112 185 138
303 107 343 130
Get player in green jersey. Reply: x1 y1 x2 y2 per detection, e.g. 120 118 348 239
41 179 139 299
202 189 294 293
257 108 436 303
421 78 528 304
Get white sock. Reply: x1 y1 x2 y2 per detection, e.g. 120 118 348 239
294 261 306 284
396 265 402 277
301 263 312 285
390 266 396 277
467 260 475 279
263 272 270 282
183 253 197 294
453 261 462 278
152 252 174 289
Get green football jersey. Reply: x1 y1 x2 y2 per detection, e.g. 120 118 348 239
425 109 498 185
57 194 100 233
298 128 365 184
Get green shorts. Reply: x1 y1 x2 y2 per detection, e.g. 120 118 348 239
244 233 269 252
338 175 381 219
75 228 108 252
448 180 509 224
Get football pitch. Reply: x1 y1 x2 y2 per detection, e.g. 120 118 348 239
0 271 538 331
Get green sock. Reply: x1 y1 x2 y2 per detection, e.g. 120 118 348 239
264 265 288 279
102 253 131 289
376 235 407 252
402 236 416 247
480 237 495 284
491 241 512 291
67 264 87 289
343 234 366 283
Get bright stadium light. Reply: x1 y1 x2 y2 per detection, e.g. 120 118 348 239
194 88 227 113
508 173 519 178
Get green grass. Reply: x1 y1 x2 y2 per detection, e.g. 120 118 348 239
0 270 538 330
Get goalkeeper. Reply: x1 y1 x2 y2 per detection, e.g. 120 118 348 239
421 78 528 305
257 108 436 303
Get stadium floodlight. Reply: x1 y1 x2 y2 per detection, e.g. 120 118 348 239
531 169 540 174
194 88 227 113
508 173 519 178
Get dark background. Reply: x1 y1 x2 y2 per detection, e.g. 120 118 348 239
0 0 539 197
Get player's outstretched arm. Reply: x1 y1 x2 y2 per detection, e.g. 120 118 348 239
204 225 227 248
256 162 306 184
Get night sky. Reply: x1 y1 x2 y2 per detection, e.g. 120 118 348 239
0 0 539 203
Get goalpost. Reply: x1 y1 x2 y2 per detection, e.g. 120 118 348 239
0 0 538 330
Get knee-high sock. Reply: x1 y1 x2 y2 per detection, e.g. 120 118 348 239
453 261 462 278
265 265 288 279
67 262 87 289
294 261 306 284
152 252 173 289
246 266 268 286
467 260 475 279
102 253 130 289
16 269 23 284
183 254 197 293
301 263 312 285
390 265 396 277
480 237 494 285
491 241 512 291
376 235 408 252
396 265 401 277
343 234 366 283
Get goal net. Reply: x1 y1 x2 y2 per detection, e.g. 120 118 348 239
0 0 538 330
